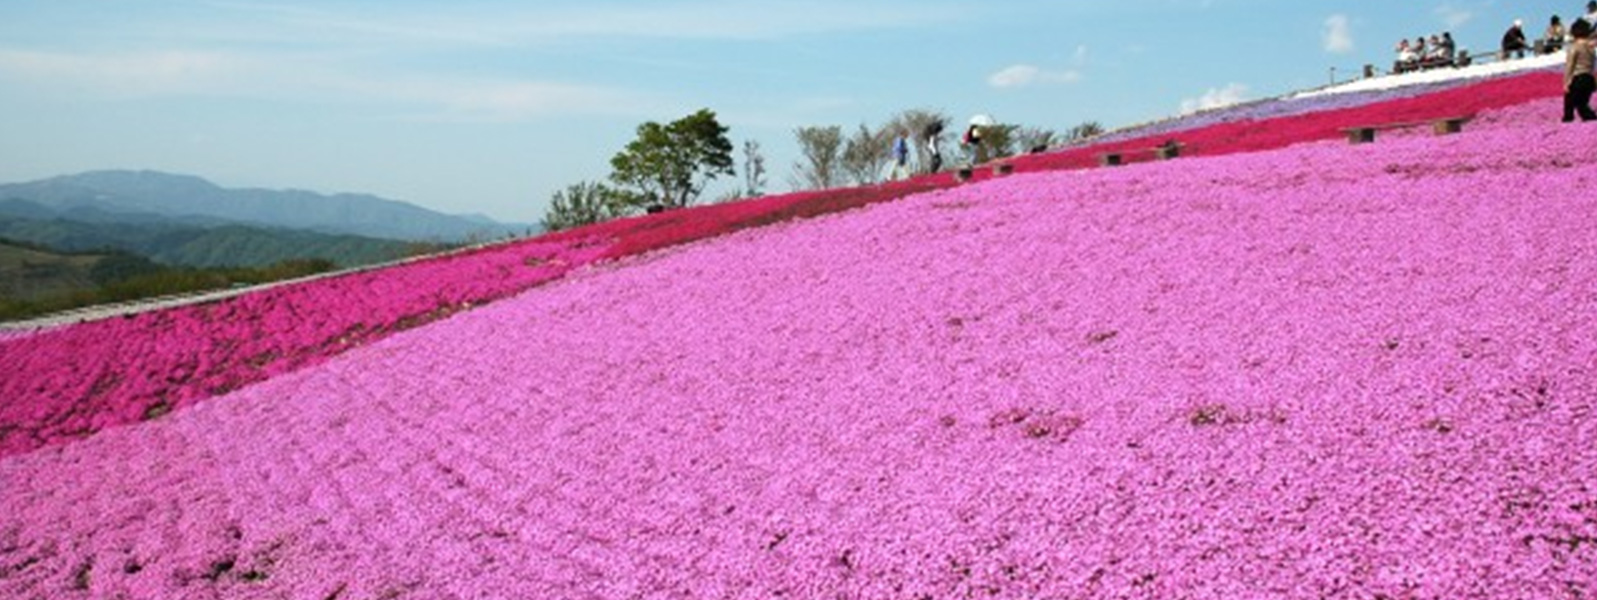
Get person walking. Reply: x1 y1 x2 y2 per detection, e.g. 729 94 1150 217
923 124 943 174
890 131 911 181
1564 19 1597 122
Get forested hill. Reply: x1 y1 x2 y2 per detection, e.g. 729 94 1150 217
0 200 422 269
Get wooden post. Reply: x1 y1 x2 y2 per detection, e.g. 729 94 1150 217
1433 119 1465 135
994 164 1014 176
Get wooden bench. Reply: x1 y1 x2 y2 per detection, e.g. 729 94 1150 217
1343 115 1472 144
1099 141 1185 167
952 163 1014 182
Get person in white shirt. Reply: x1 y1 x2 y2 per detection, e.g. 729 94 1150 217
1546 16 1568 54
1395 39 1417 73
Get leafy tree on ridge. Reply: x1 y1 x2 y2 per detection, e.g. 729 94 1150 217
609 109 735 210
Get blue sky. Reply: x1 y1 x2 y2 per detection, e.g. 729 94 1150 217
0 1 1574 224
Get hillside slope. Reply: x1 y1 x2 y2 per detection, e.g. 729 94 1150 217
0 241 103 301
1 91 1592 598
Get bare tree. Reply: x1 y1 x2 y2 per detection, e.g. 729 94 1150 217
975 124 1020 162
1014 126 1058 154
741 139 767 198
790 126 844 190
1063 121 1106 144
841 124 889 185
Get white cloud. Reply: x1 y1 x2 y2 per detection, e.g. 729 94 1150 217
0 47 646 122
198 0 969 46
1323 15 1354 54
0 49 245 96
988 64 1082 89
1180 83 1250 115
1434 4 1473 29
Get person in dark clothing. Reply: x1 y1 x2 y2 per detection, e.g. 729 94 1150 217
1502 20 1530 59
1439 32 1458 64
1565 19 1596 122
923 123 944 174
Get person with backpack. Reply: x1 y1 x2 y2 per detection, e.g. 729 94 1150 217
961 124 983 166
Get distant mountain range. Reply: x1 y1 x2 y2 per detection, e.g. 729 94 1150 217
0 198 420 269
0 170 532 243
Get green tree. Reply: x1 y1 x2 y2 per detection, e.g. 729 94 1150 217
609 108 735 210
542 181 626 232
88 251 162 286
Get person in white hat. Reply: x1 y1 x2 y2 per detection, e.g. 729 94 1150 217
1502 19 1530 59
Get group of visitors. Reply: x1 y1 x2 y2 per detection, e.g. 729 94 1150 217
884 123 984 181
1502 15 1576 59
1393 32 1459 73
1380 2 1597 122
1507 4 1597 59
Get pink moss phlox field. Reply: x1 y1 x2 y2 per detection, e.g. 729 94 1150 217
0 178 950 458
4 92 1595 597
1013 70 1559 173
0 237 608 457
1093 66 1554 145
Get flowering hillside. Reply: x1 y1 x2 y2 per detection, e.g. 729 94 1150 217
0 71 1561 462
3 81 1596 597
